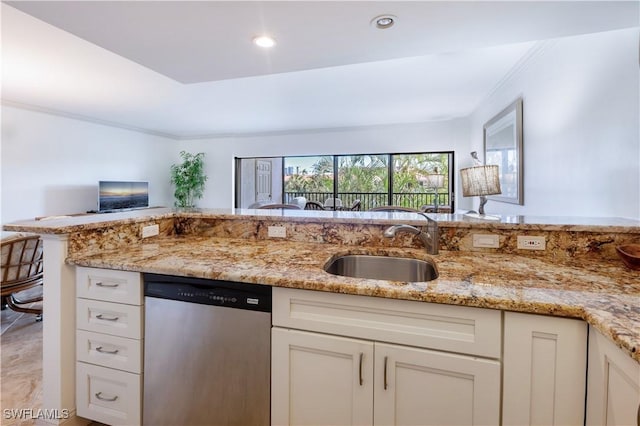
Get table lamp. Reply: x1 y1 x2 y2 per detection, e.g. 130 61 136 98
460 152 501 220
424 168 445 213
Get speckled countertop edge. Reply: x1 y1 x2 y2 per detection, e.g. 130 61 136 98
66 235 640 363
4 208 640 234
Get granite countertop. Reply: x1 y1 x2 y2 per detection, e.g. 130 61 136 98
5 207 640 234
67 234 640 363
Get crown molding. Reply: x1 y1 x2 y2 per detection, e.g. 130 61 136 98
1 99 179 140
177 118 461 141
479 39 556 106
3 99 460 142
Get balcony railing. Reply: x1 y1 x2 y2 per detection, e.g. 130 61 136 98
284 191 450 211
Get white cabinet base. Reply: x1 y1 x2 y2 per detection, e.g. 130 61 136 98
586 326 640 426
272 328 374 426
503 312 587 425
76 363 141 426
374 342 500 426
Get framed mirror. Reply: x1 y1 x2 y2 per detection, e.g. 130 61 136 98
484 98 524 205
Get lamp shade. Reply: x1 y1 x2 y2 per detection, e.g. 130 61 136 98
460 165 501 197
424 173 445 189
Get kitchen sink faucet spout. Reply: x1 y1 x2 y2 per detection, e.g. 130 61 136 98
383 212 438 255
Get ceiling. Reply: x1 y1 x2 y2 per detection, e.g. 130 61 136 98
2 1 638 139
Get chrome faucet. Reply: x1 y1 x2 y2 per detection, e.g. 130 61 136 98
383 212 439 255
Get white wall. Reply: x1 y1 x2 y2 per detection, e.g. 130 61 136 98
178 119 470 209
5 28 636 220
1 105 175 224
468 28 640 219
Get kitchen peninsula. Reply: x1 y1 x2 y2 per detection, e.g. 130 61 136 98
5 208 640 425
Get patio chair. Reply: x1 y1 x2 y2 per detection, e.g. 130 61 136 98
421 205 452 213
323 198 343 208
349 200 362 211
291 197 307 209
304 201 326 210
1 233 44 320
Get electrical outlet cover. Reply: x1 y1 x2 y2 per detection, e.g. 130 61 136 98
472 234 500 248
142 224 159 238
268 226 287 238
517 236 546 250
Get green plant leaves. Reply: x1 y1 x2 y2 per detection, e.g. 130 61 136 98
170 151 207 208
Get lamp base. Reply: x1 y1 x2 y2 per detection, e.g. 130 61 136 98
463 212 501 221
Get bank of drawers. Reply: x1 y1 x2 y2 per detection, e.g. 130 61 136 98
75 267 143 426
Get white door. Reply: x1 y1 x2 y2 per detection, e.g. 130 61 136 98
256 159 272 202
503 312 587 426
373 342 501 426
271 328 374 426
586 326 640 426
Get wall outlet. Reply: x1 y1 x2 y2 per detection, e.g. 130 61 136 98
268 226 287 238
472 234 500 248
141 224 159 238
517 236 546 250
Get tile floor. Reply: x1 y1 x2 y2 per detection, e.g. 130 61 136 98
0 292 43 426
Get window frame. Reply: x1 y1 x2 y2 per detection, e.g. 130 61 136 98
281 151 455 211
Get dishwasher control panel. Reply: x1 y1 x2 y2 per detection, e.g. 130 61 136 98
143 273 272 313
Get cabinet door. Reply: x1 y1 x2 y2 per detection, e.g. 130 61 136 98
373 342 500 426
272 328 374 426
503 312 587 425
586 326 640 426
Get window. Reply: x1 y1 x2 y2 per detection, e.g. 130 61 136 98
283 156 333 205
392 153 450 210
337 155 389 209
236 151 454 211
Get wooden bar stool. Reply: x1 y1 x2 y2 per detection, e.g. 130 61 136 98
1 233 44 320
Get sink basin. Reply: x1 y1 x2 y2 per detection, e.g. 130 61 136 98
324 255 438 282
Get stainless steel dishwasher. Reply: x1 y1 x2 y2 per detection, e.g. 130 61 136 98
143 273 271 426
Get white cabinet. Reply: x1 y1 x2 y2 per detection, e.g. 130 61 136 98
75 266 143 426
272 288 502 426
586 326 640 426
272 328 374 425
373 342 500 426
503 312 588 425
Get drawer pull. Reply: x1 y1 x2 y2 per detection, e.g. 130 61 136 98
95 281 119 288
95 346 119 355
358 352 364 386
95 392 118 402
95 314 119 322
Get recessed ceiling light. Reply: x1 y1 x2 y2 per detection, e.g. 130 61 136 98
371 14 396 29
253 35 276 48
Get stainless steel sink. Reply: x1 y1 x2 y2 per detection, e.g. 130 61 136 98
324 255 438 282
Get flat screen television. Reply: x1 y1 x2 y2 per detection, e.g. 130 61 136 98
99 181 149 212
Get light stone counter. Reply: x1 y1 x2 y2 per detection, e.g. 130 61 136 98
4 208 640 364
5 207 640 234
66 234 640 363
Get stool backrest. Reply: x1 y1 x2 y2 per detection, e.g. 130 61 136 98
1 234 43 287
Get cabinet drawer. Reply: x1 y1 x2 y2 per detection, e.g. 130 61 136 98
273 287 502 358
77 299 143 339
76 267 143 305
76 362 141 426
76 330 142 374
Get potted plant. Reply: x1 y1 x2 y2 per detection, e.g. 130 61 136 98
170 151 207 208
